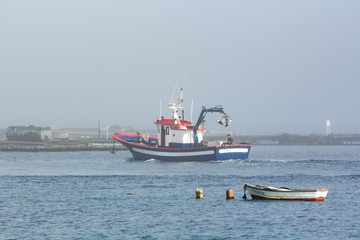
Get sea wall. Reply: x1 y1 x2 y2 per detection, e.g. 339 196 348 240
205 133 360 145
1 127 360 152
0 139 126 152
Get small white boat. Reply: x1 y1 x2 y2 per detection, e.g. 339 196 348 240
243 183 328 201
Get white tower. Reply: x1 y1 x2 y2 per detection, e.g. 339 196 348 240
326 119 331 136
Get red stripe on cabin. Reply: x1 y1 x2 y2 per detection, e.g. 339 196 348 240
154 119 206 131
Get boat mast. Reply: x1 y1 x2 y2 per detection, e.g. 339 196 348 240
190 99 194 123
168 87 183 119
159 99 162 119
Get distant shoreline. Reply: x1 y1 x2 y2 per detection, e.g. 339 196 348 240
1 131 360 152
1 135 360 153
0 139 126 152
224 133 360 146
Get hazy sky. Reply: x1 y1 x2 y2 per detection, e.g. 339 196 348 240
1 0 359 135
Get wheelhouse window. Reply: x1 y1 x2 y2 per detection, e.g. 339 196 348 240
166 127 169 135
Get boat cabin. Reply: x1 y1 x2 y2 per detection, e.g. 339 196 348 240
152 88 230 149
154 117 206 148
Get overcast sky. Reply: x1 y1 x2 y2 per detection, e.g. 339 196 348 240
1 0 359 135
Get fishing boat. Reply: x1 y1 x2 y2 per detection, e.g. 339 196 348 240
113 88 251 162
243 183 329 201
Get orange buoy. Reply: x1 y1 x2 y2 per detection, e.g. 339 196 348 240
226 189 234 199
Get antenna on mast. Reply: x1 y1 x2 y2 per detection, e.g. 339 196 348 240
170 74 180 104
178 87 184 108
159 99 162 119
191 99 194 123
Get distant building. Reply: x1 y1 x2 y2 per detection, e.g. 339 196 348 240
326 120 331 136
5 125 52 142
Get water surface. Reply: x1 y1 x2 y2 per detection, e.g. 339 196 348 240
1 146 359 239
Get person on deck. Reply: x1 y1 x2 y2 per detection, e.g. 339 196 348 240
226 134 234 145
137 131 145 144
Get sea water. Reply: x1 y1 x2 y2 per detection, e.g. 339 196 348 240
0 145 359 239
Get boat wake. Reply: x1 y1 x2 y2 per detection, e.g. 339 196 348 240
144 158 157 162
246 159 288 163
213 158 288 164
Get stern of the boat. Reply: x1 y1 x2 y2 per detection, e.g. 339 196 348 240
215 144 251 160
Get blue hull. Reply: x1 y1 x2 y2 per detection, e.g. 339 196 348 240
114 134 251 162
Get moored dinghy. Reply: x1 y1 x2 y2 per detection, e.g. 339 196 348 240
243 183 328 201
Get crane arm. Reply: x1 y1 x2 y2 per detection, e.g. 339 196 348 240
193 105 230 145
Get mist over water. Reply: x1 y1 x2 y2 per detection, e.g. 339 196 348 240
1 1 360 135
